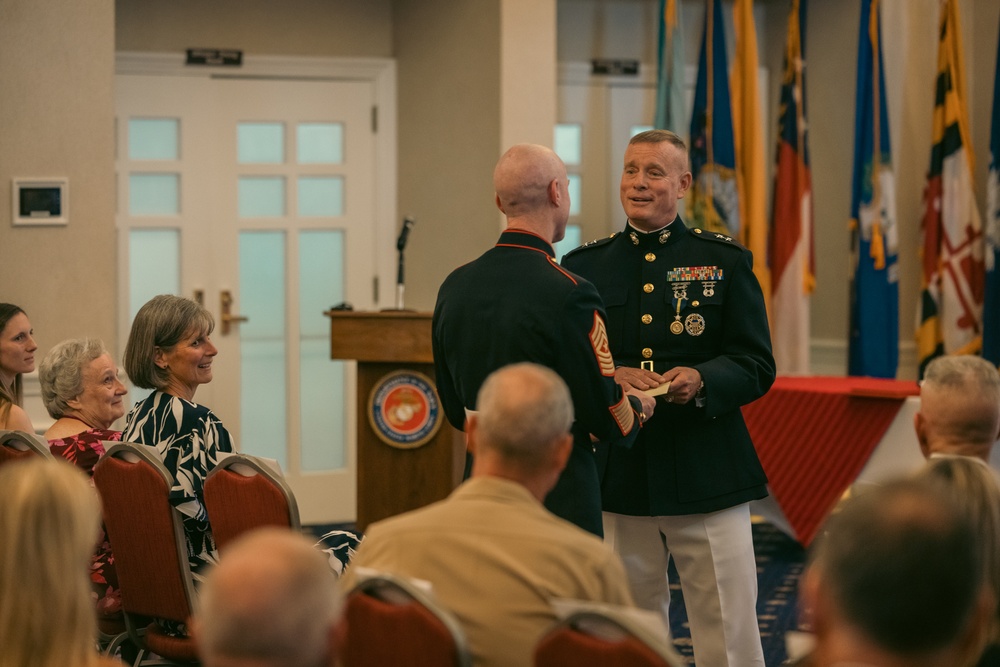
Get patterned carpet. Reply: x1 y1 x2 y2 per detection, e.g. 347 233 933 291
666 520 808 666
307 519 808 666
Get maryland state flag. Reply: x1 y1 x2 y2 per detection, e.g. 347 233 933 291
770 0 814 375
688 0 738 237
984 13 1000 367
848 0 899 378
916 0 985 376
654 0 685 133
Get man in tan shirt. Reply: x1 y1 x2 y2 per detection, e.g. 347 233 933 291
342 362 636 667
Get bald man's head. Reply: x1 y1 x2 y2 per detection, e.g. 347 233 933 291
493 144 569 224
194 528 342 667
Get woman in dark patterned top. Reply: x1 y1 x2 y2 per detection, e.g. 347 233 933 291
122 294 234 578
40 337 128 620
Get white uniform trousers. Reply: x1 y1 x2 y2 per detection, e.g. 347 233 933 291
603 504 765 667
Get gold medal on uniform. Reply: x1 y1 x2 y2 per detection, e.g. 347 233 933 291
685 313 705 336
670 318 684 335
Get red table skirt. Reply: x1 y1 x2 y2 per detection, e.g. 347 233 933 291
743 376 919 546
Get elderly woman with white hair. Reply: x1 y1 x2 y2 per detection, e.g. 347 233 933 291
39 337 128 620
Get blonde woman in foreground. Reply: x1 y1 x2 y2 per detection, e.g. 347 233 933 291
0 457 118 667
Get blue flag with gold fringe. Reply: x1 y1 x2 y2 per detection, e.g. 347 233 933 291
848 0 898 378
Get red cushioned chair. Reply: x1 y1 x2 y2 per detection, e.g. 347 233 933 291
93 442 199 665
534 607 684 667
0 429 54 466
340 572 472 667
204 452 300 554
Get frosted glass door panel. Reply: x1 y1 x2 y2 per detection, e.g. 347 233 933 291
128 229 180 319
299 230 346 471
568 175 582 216
129 174 179 216
238 177 286 218
297 123 343 163
129 119 179 160
239 231 287 468
554 123 582 165
238 123 284 164
298 177 344 217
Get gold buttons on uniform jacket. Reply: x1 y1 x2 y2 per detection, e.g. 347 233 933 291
643 283 654 293
645 253 656 262
642 314 652 324
692 300 700 307
642 348 653 359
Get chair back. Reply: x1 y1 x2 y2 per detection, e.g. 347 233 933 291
204 452 300 553
0 429 54 466
93 442 198 662
341 572 472 667
534 608 684 667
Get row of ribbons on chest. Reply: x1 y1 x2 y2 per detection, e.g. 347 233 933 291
666 270 722 336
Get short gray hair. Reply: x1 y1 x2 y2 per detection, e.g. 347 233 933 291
196 528 341 667
629 129 687 153
922 355 1000 443
923 355 1000 396
123 295 214 390
811 477 981 654
38 338 108 419
475 363 574 467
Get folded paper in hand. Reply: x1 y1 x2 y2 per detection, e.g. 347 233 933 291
642 381 671 398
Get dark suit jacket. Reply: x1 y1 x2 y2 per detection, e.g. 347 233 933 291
562 218 775 515
432 229 643 535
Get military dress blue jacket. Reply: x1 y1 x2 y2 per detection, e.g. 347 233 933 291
562 217 775 516
432 229 644 535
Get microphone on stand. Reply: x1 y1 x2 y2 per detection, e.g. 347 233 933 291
395 216 415 310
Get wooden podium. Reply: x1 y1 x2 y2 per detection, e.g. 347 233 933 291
326 310 463 532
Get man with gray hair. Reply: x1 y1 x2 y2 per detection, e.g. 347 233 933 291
343 362 635 667
916 354 1000 462
795 476 992 666
191 527 343 667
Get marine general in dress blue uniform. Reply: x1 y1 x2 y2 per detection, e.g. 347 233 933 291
432 144 655 537
562 130 775 667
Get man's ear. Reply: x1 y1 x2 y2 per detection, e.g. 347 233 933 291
678 171 693 197
548 178 561 207
914 411 931 459
465 414 479 458
495 193 506 215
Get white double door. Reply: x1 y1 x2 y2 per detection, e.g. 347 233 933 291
116 57 395 524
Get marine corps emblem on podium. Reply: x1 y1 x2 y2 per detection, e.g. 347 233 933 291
368 370 443 449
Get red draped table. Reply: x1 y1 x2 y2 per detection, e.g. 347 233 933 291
743 376 919 546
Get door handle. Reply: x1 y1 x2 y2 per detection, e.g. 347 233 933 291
220 290 249 335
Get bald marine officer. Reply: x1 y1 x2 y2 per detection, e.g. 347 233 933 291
432 143 655 537
562 129 775 667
